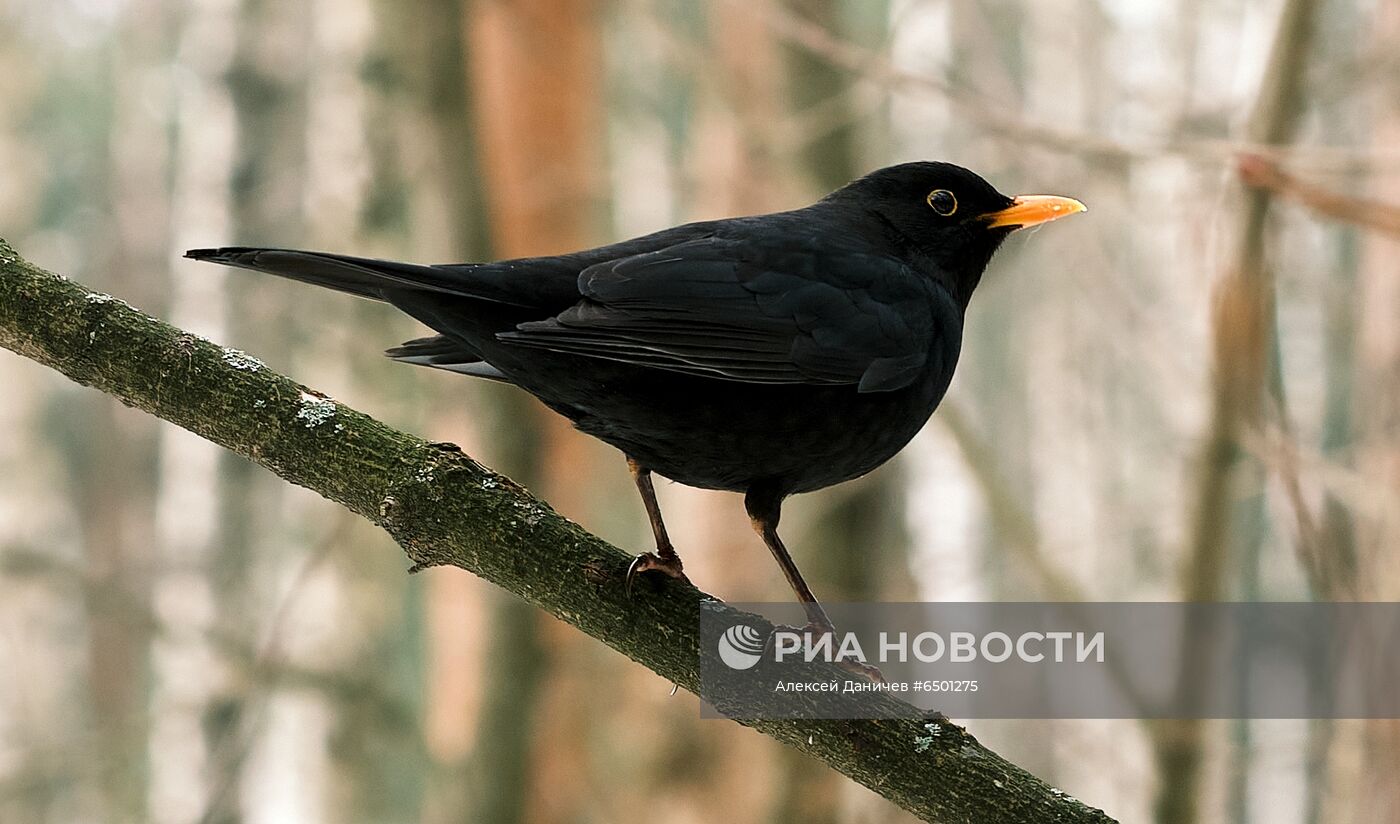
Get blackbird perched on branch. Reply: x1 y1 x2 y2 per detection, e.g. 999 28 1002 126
188 161 1084 680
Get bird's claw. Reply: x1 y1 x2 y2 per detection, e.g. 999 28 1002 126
767 621 885 684
770 620 832 639
837 658 886 684
625 551 687 595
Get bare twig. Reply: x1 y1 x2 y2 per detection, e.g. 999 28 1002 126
1238 154 1400 236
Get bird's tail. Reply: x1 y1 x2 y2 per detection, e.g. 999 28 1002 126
183 247 481 303
185 246 554 382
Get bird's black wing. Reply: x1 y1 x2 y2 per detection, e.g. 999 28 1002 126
497 236 948 393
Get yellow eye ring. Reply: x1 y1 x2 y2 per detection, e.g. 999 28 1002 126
926 189 958 216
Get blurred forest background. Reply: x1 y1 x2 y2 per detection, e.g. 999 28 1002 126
2 0 1400 822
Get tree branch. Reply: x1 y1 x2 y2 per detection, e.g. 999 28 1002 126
0 239 1114 824
1238 154 1400 237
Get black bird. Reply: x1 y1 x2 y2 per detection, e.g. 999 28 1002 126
188 162 1083 676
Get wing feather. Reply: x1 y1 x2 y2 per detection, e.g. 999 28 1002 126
497 237 946 392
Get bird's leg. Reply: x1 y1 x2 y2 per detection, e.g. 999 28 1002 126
744 485 884 684
624 456 688 592
743 486 833 632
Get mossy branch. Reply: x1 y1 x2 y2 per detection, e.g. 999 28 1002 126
0 239 1114 824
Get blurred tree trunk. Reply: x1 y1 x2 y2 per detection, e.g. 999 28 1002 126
60 2 182 820
464 1 606 821
205 2 311 821
1157 1 1321 823
1290 7 1370 823
312 0 468 819
1322 5 1400 821
363 2 543 822
355 1 499 820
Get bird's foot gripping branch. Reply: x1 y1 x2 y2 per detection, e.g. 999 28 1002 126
0 239 1114 824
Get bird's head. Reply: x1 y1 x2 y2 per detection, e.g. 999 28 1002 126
824 161 1086 304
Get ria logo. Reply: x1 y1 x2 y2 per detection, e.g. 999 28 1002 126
717 624 767 670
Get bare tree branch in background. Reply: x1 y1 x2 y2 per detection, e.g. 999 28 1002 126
0 243 1118 823
1239 154 1400 237
736 0 1399 174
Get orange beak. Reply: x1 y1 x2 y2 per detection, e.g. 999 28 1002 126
984 195 1087 230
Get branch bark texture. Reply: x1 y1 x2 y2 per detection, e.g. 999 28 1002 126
0 239 1115 824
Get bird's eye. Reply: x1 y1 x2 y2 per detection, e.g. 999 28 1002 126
926 189 958 216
